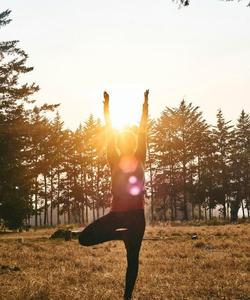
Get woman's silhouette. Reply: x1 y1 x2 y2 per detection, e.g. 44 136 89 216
79 90 149 300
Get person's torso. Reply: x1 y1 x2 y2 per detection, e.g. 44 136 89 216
110 155 145 211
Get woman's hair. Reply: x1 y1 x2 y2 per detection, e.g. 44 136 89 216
117 130 137 155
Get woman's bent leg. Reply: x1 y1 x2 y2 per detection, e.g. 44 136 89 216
78 212 125 246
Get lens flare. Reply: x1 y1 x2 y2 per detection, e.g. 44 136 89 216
129 176 137 184
129 186 141 196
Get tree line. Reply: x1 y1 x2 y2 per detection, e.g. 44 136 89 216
0 10 249 229
149 103 249 222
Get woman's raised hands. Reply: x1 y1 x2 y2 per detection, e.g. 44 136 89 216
103 91 111 126
103 90 110 112
104 91 109 102
143 89 149 116
144 89 149 102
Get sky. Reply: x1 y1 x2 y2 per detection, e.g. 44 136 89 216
1 0 250 129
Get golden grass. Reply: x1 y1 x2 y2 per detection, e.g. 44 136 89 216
0 224 250 300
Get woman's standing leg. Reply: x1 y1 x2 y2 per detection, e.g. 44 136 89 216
123 211 145 300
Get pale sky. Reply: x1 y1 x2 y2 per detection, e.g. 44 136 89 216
1 0 250 129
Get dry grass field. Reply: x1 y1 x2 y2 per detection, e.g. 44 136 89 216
0 223 250 300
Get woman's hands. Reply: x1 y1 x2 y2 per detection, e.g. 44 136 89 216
143 89 149 118
103 91 111 127
103 89 149 127
103 91 109 114
144 89 149 102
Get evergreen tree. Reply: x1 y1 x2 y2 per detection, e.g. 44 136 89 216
169 101 208 220
231 110 250 221
212 110 233 219
152 100 208 221
0 10 39 229
193 130 217 220
51 111 65 225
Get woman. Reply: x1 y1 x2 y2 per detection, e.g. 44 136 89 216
79 90 149 300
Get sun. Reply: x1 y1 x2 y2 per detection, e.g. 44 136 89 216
110 109 130 129
109 99 141 130
101 86 145 130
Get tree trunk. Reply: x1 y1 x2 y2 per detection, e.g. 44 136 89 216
80 168 84 224
163 196 167 221
191 201 195 219
85 201 89 224
231 201 240 222
183 164 188 221
247 196 250 219
170 194 174 221
81 203 85 224
226 195 230 221
241 200 245 219
198 203 202 220
73 158 79 223
222 194 227 220
50 175 53 226
67 205 71 224
204 206 207 220
92 199 95 221
96 202 99 219
174 196 177 220
35 180 38 227
43 174 48 226
57 171 60 225
148 146 154 223
209 207 212 220
96 164 100 219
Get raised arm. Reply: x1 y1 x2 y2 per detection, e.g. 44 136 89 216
103 91 111 128
103 91 119 166
135 90 149 164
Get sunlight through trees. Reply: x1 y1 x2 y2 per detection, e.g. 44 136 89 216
0 10 249 229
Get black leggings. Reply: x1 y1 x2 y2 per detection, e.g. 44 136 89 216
78 209 146 300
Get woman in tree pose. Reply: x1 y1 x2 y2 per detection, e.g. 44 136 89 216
79 90 149 300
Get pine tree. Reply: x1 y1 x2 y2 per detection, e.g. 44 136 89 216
193 129 217 220
212 110 233 220
51 111 65 225
231 110 250 221
0 10 39 229
145 118 157 222
153 109 179 220
169 100 208 220
152 100 208 221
